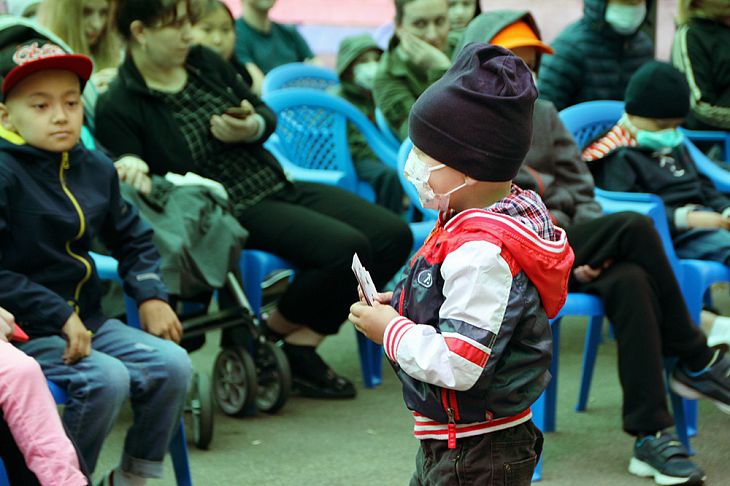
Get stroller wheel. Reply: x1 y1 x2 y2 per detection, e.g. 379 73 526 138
213 347 258 416
254 340 292 414
188 371 214 449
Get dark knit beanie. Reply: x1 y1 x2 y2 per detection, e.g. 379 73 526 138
625 61 690 119
408 43 537 182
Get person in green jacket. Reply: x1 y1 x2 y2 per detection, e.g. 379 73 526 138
373 0 452 141
673 0 730 131
333 34 403 214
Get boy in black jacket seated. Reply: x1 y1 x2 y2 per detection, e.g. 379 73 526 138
585 61 730 266
0 31 191 486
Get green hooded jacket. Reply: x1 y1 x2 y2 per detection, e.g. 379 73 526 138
332 34 383 164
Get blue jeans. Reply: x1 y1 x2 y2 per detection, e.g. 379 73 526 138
19 319 192 478
674 228 730 264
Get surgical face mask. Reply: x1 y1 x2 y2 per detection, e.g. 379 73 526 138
636 128 685 150
404 150 466 211
353 61 379 91
605 2 646 35
623 115 685 150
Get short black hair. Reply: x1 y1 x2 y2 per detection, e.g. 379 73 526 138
115 0 197 40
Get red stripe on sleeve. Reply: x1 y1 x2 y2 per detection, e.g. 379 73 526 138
444 336 489 368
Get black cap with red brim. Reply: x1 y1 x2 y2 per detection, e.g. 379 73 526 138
0 39 93 99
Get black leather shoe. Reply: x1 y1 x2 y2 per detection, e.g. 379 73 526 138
283 343 356 399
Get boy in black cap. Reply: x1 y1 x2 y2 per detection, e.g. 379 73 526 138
0 31 191 486
350 43 574 484
585 61 730 267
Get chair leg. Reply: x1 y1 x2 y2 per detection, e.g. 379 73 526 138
356 332 383 388
544 319 560 433
576 316 604 412
531 392 546 482
169 420 193 486
0 458 9 486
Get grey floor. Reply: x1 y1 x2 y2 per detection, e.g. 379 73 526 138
94 297 730 485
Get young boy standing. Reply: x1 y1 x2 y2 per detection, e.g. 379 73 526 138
350 43 574 484
0 32 191 485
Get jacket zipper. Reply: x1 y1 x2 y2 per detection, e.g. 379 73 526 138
58 152 92 314
441 388 461 449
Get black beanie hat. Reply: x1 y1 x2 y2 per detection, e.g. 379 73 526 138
625 61 690 119
408 43 537 182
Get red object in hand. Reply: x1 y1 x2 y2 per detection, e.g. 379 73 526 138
10 323 29 342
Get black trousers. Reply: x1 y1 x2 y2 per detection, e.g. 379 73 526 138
567 212 708 434
410 421 543 486
0 412 41 486
237 182 412 335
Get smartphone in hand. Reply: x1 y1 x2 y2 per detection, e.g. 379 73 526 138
225 105 253 119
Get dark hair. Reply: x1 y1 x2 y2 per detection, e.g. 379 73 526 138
394 0 450 24
195 0 234 24
115 0 197 40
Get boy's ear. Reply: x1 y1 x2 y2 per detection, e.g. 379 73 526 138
130 20 146 46
0 103 15 132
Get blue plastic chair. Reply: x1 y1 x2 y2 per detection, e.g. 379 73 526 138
239 250 383 389
683 135 730 193
90 253 193 486
681 128 730 162
262 62 339 97
263 88 400 203
375 107 401 151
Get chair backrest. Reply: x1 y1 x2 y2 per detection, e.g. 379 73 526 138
558 100 625 150
396 138 439 221
263 88 397 193
262 63 339 97
375 107 401 151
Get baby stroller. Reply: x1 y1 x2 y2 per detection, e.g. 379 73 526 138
120 176 292 450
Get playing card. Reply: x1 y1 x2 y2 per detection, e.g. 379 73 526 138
352 253 378 306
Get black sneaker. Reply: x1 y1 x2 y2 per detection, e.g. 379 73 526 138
283 343 356 399
670 350 730 415
628 432 705 485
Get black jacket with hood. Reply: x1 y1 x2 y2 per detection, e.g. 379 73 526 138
0 137 167 338
537 0 654 111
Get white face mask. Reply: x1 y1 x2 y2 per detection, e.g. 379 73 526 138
404 150 466 211
353 61 379 91
605 2 647 35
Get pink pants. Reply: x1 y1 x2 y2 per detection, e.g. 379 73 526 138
0 342 86 486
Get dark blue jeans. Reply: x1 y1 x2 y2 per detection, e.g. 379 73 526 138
19 319 192 477
410 420 543 486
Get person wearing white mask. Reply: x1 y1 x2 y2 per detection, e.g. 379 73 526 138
333 33 404 214
538 0 654 111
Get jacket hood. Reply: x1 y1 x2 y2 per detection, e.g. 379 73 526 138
583 0 655 33
453 10 549 72
443 206 574 318
336 33 382 77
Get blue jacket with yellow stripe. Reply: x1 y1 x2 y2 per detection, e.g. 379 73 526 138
0 134 167 338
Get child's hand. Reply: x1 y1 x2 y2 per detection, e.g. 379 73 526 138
114 156 152 195
348 301 399 345
357 286 393 305
687 211 730 229
61 313 92 364
139 299 183 343
0 306 13 342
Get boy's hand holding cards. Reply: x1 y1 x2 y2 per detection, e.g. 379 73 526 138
352 253 378 306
